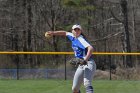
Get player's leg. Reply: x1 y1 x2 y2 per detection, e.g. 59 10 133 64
73 90 81 93
84 60 96 93
72 65 84 93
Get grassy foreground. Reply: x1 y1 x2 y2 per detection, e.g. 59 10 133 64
0 79 140 93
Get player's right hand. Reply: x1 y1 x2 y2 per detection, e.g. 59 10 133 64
45 31 53 38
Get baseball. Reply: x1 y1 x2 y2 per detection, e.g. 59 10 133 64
45 32 51 38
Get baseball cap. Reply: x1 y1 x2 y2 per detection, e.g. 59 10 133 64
72 24 82 30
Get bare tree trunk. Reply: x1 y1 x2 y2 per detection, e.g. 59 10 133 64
13 0 20 79
27 0 33 67
121 0 132 67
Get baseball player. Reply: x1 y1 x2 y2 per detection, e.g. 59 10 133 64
45 24 96 93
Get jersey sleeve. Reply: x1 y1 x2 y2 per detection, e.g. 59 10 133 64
77 36 90 49
66 32 74 41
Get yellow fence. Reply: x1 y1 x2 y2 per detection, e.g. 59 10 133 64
0 52 140 55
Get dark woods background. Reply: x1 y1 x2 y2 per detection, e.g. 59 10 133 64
0 0 140 70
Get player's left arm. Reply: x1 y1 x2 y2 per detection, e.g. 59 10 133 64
84 46 93 61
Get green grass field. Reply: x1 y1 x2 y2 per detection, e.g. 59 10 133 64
0 79 140 93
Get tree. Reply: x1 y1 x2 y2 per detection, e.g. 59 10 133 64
121 0 132 67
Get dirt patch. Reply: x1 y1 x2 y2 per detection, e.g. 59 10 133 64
94 70 118 80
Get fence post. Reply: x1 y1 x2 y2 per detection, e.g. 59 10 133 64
64 54 67 80
109 55 112 80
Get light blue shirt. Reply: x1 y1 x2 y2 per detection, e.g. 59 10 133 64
66 32 91 59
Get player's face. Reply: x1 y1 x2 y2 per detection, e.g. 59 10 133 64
72 28 81 38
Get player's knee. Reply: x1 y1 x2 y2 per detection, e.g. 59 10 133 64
84 80 92 87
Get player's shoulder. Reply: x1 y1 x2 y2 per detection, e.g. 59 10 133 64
77 35 90 45
77 35 85 41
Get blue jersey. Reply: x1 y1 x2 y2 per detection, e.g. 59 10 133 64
66 32 92 59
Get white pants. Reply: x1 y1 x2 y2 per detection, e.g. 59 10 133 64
72 60 96 92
